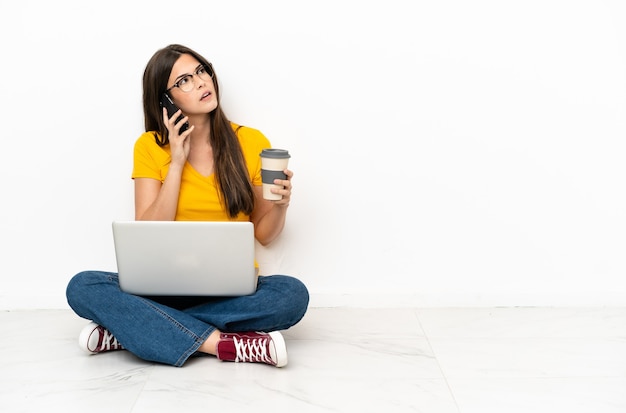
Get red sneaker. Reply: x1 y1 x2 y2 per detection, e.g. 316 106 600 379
78 322 124 354
216 331 288 367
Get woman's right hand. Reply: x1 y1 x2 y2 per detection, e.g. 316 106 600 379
163 107 194 167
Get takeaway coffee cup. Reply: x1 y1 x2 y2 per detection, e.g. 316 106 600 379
260 148 291 200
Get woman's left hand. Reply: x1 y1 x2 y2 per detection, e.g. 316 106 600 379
272 169 293 207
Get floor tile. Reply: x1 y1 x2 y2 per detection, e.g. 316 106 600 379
447 377 626 413
428 337 626 379
417 307 626 338
1 307 624 413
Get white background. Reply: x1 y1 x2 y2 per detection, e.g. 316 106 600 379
1 0 625 309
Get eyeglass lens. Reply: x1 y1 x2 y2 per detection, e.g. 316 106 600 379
177 66 212 92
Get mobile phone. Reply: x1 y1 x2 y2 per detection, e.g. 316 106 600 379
160 92 189 134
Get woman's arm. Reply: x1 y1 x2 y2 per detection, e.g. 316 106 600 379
134 165 183 221
135 108 192 221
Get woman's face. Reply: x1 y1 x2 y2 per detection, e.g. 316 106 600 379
167 53 218 116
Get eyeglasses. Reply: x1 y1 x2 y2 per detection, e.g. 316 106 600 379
166 64 214 93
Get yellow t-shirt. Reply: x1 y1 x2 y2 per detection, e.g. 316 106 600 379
132 123 271 222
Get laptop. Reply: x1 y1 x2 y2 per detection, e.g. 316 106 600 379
112 220 257 296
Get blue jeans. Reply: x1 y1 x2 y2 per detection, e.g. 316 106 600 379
66 271 309 367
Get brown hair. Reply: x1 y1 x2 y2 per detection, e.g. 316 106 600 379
142 44 254 218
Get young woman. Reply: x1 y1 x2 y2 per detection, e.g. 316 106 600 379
66 44 309 368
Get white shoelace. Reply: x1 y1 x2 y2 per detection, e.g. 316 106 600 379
100 328 121 351
233 336 272 363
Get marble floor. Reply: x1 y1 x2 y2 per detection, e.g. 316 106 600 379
0 306 625 413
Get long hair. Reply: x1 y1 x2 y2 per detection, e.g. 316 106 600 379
142 44 254 218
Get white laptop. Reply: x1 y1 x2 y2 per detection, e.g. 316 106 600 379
112 221 257 296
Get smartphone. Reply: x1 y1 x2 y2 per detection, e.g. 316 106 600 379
160 92 189 134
